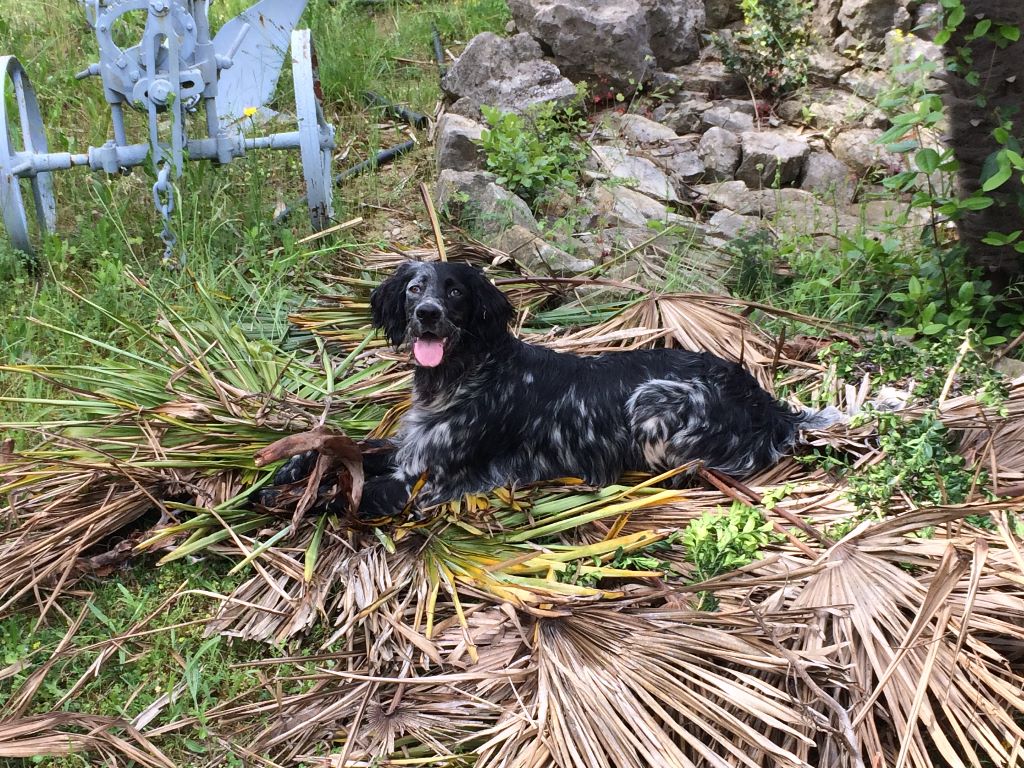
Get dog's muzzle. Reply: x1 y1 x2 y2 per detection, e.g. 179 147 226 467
409 301 450 367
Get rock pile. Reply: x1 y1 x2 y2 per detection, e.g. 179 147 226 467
434 0 933 281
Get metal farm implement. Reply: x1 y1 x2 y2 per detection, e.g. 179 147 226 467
0 0 335 263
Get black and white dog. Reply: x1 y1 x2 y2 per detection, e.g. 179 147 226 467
276 261 836 518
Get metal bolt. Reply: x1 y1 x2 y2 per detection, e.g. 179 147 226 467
185 20 194 31
150 0 169 15
149 79 173 104
130 71 140 83
116 56 127 68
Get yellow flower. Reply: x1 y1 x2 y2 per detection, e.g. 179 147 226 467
243 106 258 118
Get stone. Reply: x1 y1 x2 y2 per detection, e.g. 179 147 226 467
656 96 712 133
670 60 746 95
708 209 763 238
831 128 904 176
694 179 759 214
588 145 680 201
701 104 756 133
586 183 692 229
693 181 820 217
434 113 486 172
697 126 741 181
849 198 912 227
493 225 595 274
838 0 911 51
440 33 577 114
508 0 654 96
435 170 539 237
646 143 705 183
800 150 857 203
771 195 863 241
885 30 943 86
704 0 742 29
912 3 941 40
612 112 680 144
638 0 704 68
811 0 843 38
777 87 886 129
807 47 856 83
649 70 683 94
838 69 889 100
735 131 810 188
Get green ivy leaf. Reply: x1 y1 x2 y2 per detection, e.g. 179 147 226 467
914 148 941 173
981 151 1013 191
1000 24 1021 42
959 195 995 210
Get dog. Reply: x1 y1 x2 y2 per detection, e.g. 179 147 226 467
272 261 837 518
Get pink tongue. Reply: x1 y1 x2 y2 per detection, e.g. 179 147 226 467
413 338 445 367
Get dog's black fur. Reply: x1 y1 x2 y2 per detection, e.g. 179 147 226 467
274 261 835 518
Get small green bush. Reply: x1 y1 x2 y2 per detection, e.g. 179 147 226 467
846 411 981 514
683 503 776 609
713 0 813 97
476 101 588 206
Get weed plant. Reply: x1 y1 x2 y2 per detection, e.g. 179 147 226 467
477 98 590 208
713 0 813 97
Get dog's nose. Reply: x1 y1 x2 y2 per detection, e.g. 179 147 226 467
415 304 442 324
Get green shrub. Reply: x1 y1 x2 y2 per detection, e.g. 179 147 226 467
823 332 1007 404
728 223 1009 342
846 411 981 515
713 0 813 97
476 101 588 206
683 503 776 609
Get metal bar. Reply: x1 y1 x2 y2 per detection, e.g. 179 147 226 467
9 128 319 179
245 131 303 151
272 139 416 225
110 103 128 146
10 152 91 175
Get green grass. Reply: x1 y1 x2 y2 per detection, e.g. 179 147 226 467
0 557 302 767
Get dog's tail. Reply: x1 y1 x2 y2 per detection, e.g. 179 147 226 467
795 405 845 431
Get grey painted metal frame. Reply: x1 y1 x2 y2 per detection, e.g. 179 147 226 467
1 0 334 256
0 56 57 253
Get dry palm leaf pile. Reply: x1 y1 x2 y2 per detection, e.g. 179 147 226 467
2 243 1024 768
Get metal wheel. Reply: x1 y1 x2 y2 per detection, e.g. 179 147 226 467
0 56 56 255
291 29 334 232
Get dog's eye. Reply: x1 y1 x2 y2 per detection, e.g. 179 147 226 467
408 285 422 294
448 287 462 298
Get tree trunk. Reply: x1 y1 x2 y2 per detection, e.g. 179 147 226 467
943 1 1024 291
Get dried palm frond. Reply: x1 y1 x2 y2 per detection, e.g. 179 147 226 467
7 253 1024 768
0 275 397 616
475 607 825 768
0 713 174 767
785 508 1024 768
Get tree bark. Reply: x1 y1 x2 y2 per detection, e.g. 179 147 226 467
943 1 1024 291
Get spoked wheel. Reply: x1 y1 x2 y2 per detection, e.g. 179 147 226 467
0 56 56 255
291 29 335 232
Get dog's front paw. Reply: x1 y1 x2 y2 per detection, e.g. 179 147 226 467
273 449 319 484
254 450 323 510
357 476 411 522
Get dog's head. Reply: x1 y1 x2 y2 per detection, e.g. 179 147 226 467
370 261 514 367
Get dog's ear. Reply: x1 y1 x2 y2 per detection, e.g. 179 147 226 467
461 265 513 342
370 262 416 345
